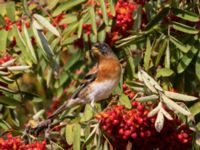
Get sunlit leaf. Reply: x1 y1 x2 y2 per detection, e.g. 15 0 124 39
140 70 163 93
1 59 15 67
189 102 200 116
65 124 74 145
136 95 158 102
0 29 8 51
164 91 198 101
171 21 199 34
77 19 83 38
7 65 31 71
144 37 152 71
161 93 191 116
47 0 59 10
161 108 173 120
89 7 97 35
23 24 37 63
99 0 109 25
148 102 161 117
53 0 86 16
119 94 131 109
80 104 93 122
156 68 174 78
6 2 15 21
155 110 164 132
33 14 60 37
73 123 81 150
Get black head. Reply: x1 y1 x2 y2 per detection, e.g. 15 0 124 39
91 42 113 57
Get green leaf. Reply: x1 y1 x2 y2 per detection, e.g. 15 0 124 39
23 24 37 63
13 25 31 64
98 28 106 42
161 93 191 116
119 94 131 109
189 102 200 116
65 124 74 145
172 8 200 22
0 120 9 130
62 35 79 45
171 21 199 34
37 30 55 59
156 68 174 78
99 0 109 25
136 95 159 102
22 0 31 16
53 0 86 16
80 104 93 122
108 0 115 16
169 35 191 53
139 69 163 93
164 40 170 68
145 7 170 30
89 7 97 35
47 0 59 10
7 66 30 71
60 14 78 25
144 37 152 71
177 46 198 73
73 123 81 150
6 2 15 21
33 14 60 37
0 96 20 106
133 5 142 30
195 51 200 80
77 19 83 38
0 29 8 51
155 110 164 132
1 59 15 67
164 91 198 102
155 39 167 66
148 102 161 117
0 15 5 26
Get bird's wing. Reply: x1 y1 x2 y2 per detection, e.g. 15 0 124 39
71 64 98 99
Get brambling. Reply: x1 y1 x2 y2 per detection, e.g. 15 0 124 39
29 43 121 135
48 42 121 119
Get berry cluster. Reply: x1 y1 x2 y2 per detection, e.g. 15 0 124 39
114 1 136 33
82 24 92 35
52 13 68 29
0 55 12 65
0 133 46 150
96 84 193 150
122 84 136 99
0 16 30 31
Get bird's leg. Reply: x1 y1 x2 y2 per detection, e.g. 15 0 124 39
90 100 98 113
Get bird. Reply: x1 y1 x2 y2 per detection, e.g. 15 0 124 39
30 42 121 135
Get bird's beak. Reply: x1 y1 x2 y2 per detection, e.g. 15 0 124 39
91 45 101 56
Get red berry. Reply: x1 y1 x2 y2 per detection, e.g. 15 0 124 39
113 119 119 125
124 130 131 136
131 132 137 139
132 101 139 107
119 128 124 135
122 84 128 91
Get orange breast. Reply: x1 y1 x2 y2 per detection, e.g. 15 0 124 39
96 57 121 82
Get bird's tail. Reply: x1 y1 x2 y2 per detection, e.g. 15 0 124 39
47 98 80 120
